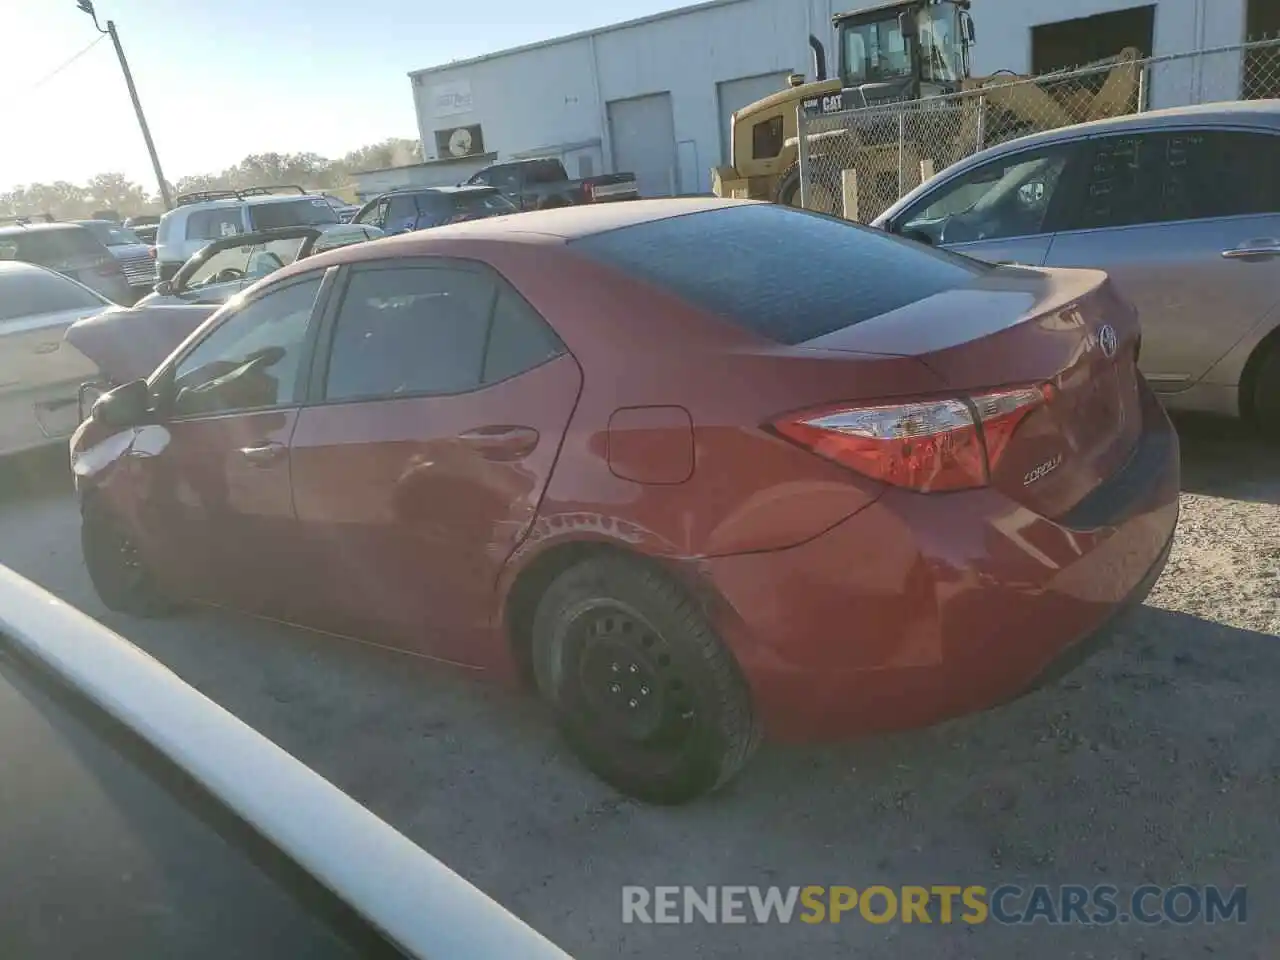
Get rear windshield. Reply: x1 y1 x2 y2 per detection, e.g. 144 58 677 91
524 160 566 184
80 220 143 246
571 204 988 344
456 192 516 216
248 198 340 231
0 227 106 265
0 268 106 321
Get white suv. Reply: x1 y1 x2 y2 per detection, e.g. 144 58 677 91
153 186 346 283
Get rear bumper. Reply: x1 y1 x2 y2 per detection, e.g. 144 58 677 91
698 389 1181 741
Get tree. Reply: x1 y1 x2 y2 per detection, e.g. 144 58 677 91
0 136 423 219
84 173 150 215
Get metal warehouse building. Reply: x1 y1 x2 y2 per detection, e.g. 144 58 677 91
404 0 1275 197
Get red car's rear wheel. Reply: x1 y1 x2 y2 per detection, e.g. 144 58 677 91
531 555 760 805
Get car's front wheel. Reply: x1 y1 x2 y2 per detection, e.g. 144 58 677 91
81 497 175 617
531 555 760 804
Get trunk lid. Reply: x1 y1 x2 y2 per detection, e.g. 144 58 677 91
803 266 1143 519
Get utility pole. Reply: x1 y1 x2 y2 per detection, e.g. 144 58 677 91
75 1 173 210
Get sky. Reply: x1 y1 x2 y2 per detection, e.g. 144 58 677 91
3 0 691 194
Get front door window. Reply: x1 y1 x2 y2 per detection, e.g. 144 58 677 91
167 276 322 418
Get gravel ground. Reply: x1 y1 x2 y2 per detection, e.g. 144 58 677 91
0 415 1276 959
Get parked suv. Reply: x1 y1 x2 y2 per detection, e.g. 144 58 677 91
74 219 156 303
351 185 516 235
153 186 345 283
0 218 130 303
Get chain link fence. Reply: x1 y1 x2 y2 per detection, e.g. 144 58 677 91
797 37 1280 224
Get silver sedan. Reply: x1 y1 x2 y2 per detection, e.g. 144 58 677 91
874 100 1280 435
0 260 108 457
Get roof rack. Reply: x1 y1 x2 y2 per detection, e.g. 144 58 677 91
173 185 310 207
0 213 55 225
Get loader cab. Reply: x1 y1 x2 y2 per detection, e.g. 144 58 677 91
836 0 975 104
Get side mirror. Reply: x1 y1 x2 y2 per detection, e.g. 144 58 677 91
153 279 173 296
899 11 918 39
964 13 977 43
91 379 151 429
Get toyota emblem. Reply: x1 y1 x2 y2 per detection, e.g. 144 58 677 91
1098 324 1118 359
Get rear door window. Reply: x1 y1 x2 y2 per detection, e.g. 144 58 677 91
572 204 988 344
322 265 496 401
186 209 245 241
481 288 565 384
1067 130 1280 231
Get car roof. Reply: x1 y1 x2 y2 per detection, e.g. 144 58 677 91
415 196 741 240
273 197 747 279
967 98 1280 155
0 258 60 278
165 193 325 214
875 99 1280 224
0 222 86 236
380 184 498 198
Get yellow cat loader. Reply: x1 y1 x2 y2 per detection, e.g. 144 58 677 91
712 0 1142 219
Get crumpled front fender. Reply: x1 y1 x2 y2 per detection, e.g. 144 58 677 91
70 420 171 491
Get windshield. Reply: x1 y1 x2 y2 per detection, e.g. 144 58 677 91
80 220 144 247
184 236 308 290
842 16 912 84
918 4 963 82
247 197 340 231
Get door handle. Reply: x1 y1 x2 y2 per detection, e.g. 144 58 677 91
457 425 539 460
239 441 286 466
1222 240 1280 260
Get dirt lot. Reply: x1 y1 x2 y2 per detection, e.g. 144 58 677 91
0 415 1276 960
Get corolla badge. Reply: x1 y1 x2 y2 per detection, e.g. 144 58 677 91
1024 453 1063 487
1098 324 1118 359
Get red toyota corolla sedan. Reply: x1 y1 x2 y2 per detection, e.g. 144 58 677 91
69 198 1179 803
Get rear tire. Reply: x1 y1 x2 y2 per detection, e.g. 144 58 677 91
1251 342 1280 440
531 555 760 804
81 497 175 617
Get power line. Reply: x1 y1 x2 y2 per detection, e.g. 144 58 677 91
29 34 106 91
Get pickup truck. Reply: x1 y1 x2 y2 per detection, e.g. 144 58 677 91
463 157 639 211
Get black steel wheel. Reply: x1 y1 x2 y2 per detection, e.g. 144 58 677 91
81 497 175 617
532 555 759 804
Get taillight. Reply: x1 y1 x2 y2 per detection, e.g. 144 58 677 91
770 385 1050 493
147 246 157 259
